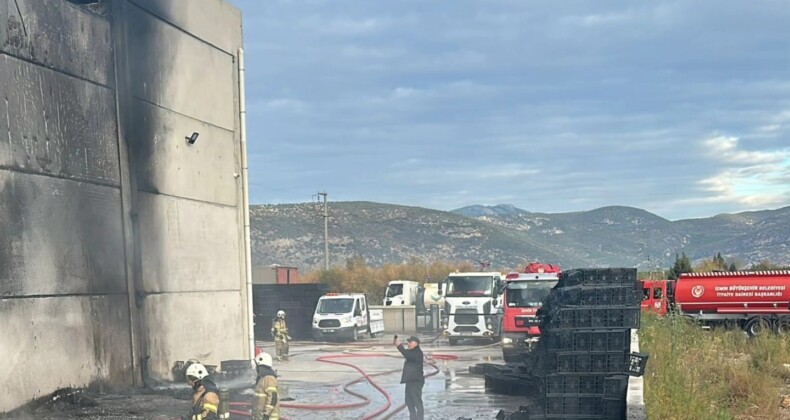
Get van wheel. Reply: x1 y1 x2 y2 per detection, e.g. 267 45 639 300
746 317 769 337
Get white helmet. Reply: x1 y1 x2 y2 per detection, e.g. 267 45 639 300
185 362 209 381
277 310 285 318
255 352 273 367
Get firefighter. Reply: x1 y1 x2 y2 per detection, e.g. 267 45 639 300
184 362 220 420
271 310 290 361
253 352 280 420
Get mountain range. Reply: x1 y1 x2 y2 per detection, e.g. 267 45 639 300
249 202 790 272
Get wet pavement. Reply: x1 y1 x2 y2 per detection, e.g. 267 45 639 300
6 336 531 420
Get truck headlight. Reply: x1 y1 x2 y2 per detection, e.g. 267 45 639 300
502 337 513 344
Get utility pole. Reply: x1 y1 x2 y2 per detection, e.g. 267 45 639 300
317 192 329 270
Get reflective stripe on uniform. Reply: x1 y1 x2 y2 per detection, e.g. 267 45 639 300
266 387 278 392
254 392 267 397
203 403 218 413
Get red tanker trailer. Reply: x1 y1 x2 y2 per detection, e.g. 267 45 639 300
672 271 790 336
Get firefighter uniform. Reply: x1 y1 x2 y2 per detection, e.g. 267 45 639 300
253 352 280 420
271 310 290 361
185 363 220 420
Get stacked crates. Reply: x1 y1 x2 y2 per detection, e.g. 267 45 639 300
519 268 645 420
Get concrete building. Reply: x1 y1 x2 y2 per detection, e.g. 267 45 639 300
0 0 250 412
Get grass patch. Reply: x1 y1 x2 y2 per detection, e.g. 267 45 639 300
640 312 790 419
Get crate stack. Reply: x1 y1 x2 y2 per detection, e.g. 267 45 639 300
503 268 648 420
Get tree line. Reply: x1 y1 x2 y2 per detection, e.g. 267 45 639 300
301 254 789 299
667 252 790 280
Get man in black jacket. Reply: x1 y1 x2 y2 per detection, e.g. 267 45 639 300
395 335 425 420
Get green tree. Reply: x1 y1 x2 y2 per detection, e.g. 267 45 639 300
669 252 693 280
728 262 737 272
713 252 727 270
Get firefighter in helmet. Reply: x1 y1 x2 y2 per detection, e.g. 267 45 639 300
184 362 220 420
271 310 290 361
253 352 280 420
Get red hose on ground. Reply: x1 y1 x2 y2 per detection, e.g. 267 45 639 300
227 352 459 419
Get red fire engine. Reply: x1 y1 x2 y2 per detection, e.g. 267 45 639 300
500 263 561 363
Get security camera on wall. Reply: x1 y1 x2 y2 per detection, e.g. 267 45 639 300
186 132 199 145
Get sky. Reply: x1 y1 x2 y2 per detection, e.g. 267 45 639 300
229 0 790 220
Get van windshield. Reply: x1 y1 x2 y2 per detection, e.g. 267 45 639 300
317 298 354 314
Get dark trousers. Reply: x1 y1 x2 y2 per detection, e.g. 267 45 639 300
404 381 424 420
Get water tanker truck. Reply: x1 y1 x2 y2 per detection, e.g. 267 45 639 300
642 270 790 336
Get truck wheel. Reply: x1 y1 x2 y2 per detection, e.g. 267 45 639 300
449 338 459 346
746 317 769 337
776 318 790 335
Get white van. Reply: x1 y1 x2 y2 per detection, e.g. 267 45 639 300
312 293 384 341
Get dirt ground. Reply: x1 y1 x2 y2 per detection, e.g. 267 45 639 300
5 337 529 420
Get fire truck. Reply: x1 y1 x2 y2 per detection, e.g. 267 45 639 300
640 271 790 336
500 263 561 363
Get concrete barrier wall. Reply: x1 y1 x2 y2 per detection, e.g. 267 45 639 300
0 0 246 411
372 305 418 333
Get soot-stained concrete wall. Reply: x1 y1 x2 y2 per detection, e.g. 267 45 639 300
0 0 247 412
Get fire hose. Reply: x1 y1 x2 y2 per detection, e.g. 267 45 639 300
227 352 458 419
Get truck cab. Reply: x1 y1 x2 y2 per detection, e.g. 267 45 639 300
312 293 384 341
500 264 560 363
384 280 422 306
440 272 504 345
640 279 674 316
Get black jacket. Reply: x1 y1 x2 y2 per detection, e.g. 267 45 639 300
398 344 424 383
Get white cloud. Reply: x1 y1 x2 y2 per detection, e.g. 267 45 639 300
697 137 790 208
703 136 789 165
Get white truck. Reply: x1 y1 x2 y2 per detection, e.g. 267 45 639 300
312 293 384 341
383 280 422 306
440 271 505 345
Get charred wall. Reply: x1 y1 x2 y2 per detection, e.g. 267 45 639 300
0 0 247 412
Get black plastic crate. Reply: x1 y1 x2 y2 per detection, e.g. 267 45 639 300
607 353 627 373
604 376 629 398
559 268 638 287
545 331 574 351
547 308 640 330
545 395 607 416
627 352 650 377
551 352 629 374
592 330 631 352
544 374 606 395
603 397 625 418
